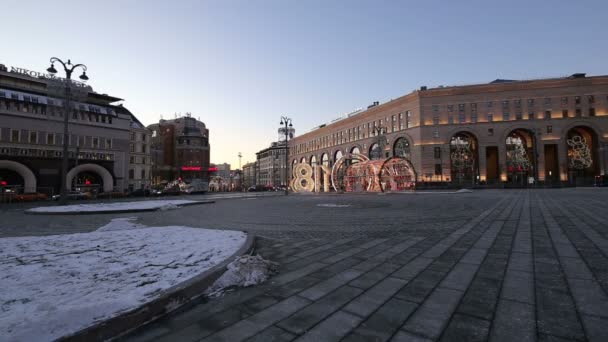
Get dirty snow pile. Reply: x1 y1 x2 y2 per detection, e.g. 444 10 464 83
0 218 246 341
206 254 279 297
26 200 200 214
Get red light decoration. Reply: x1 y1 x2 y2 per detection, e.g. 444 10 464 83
208 167 218 172
85 179 91 185
0 181 7 186
181 166 202 171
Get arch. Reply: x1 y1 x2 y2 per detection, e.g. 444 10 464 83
321 153 329 167
300 157 306 164
393 137 411 160
450 131 479 185
566 125 599 185
66 163 113 192
0 160 36 193
560 121 603 142
369 143 382 160
349 144 362 155
334 150 343 163
310 155 317 167
505 128 536 186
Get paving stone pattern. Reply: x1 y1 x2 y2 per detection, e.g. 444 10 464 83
3 189 607 341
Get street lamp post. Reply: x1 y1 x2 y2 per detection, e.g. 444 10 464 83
46 58 89 205
280 116 293 195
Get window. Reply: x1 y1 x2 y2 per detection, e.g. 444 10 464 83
502 100 509 109
130 144 134 152
29 131 37 144
434 147 441 159
433 130 439 138
544 98 551 105
575 96 581 105
130 156 135 164
130 132 135 141
78 136 85 147
544 110 551 119
589 108 596 116
142 144 147 153
487 101 494 108
588 95 595 104
47 133 55 145
502 112 510 121
487 113 493 122
528 112 535 120
561 97 568 105
11 130 19 142
106 139 112 149
92 137 99 148
471 113 478 123
527 98 535 106
458 113 466 123
406 120 412 128
488 128 494 136
433 116 439 125
458 104 465 111
141 170 145 179
129 169 134 179
576 108 582 117
562 110 568 118
516 112 523 120
448 116 454 124
447 104 454 112
471 103 477 112
406 110 412 117
515 99 521 107
432 105 439 112
547 125 553 133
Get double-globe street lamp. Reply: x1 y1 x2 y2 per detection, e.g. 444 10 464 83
279 116 293 195
46 58 89 204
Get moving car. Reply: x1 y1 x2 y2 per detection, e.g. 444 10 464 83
52 191 91 201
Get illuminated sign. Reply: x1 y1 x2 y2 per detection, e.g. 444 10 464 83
181 166 202 171
208 167 218 172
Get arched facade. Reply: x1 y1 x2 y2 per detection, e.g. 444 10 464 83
0 160 36 193
66 163 114 192
450 132 479 185
566 125 599 185
393 137 411 160
505 129 536 186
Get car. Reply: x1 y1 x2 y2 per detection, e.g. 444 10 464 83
128 189 151 197
15 193 48 202
52 191 91 201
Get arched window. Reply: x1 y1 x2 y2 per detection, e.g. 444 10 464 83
393 138 411 159
351 146 361 155
335 150 343 162
300 157 306 163
369 143 381 160
321 153 329 167
310 155 317 167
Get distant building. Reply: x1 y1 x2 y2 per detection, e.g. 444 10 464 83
242 161 257 189
148 114 210 183
125 107 152 191
255 141 287 187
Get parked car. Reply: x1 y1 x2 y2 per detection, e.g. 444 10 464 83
128 189 151 197
52 191 91 201
15 193 48 202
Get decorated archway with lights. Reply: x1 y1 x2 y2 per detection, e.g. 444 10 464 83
0 160 37 193
66 163 113 192
566 126 598 185
450 132 479 185
505 129 536 186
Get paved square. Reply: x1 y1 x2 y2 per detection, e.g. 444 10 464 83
2 189 607 341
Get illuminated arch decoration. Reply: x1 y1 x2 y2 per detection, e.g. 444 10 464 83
567 136 592 169
66 163 113 192
505 129 534 184
331 153 369 192
0 160 36 193
379 157 416 191
450 132 478 184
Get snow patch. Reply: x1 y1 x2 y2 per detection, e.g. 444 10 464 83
206 255 278 298
26 200 201 214
1 223 246 341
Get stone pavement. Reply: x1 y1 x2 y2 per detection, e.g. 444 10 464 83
2 189 607 341
112 189 608 342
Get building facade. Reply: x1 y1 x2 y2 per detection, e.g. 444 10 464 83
148 114 210 183
127 109 152 191
0 63 146 194
289 74 608 188
256 141 288 187
242 161 257 189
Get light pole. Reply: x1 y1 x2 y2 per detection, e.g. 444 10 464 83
280 116 293 195
372 126 387 159
46 58 89 204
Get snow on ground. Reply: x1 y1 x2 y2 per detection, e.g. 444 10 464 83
0 218 246 341
26 200 200 213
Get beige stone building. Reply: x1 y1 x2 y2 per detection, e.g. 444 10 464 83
289 74 608 187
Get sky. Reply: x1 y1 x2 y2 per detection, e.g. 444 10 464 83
1 0 607 168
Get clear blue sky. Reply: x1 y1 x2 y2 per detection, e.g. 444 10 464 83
2 0 606 168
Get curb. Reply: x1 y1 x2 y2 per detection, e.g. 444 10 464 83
24 200 215 215
58 232 256 342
